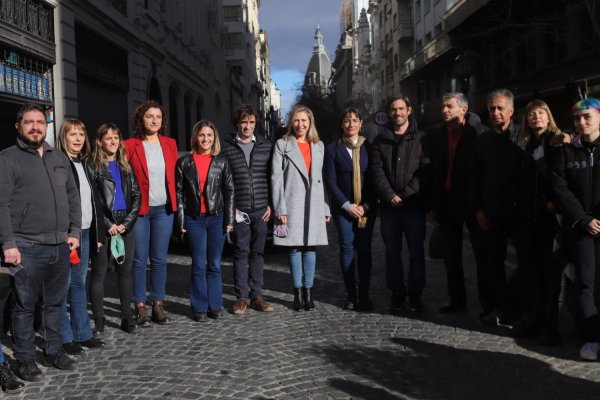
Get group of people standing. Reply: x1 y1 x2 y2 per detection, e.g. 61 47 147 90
1 87 600 394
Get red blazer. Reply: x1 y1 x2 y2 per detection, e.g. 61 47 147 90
124 135 178 216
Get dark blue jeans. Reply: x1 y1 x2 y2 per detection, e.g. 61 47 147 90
380 207 426 299
12 242 70 361
185 213 226 312
230 208 268 299
332 210 375 298
60 229 93 343
132 205 174 303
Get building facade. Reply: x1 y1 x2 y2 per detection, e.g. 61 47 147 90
0 0 56 149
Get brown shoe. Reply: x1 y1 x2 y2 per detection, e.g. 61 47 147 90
250 296 273 312
135 302 151 328
232 298 248 315
152 300 172 325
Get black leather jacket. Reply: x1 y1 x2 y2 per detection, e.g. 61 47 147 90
90 163 141 233
70 158 106 252
176 153 235 229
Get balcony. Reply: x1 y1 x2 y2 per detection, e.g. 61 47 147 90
400 34 451 79
444 0 490 30
0 0 54 42
395 19 413 40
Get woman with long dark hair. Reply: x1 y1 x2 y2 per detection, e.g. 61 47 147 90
89 123 141 335
125 101 178 327
324 107 376 311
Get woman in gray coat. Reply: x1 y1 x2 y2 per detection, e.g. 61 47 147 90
271 105 331 311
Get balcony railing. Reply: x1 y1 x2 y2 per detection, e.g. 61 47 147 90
400 34 452 79
0 0 54 42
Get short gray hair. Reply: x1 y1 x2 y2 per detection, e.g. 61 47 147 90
487 88 514 108
442 92 468 108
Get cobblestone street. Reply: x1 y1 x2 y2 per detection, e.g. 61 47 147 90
3 221 600 399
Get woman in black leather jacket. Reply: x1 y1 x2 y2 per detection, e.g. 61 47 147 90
55 119 106 353
89 123 141 335
176 120 234 322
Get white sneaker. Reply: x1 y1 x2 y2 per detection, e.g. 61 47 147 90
579 342 600 361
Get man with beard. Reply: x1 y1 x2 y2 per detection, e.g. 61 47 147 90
0 104 81 381
371 95 430 313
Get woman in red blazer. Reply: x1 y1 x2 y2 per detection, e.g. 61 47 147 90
125 100 178 327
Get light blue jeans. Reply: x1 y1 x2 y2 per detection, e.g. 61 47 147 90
288 247 316 289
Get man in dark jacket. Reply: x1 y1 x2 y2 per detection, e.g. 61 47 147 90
468 88 524 324
371 95 430 312
427 92 486 313
0 104 81 381
221 104 274 315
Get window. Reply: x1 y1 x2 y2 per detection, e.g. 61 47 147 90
423 0 430 15
225 33 243 50
415 0 421 22
223 5 241 22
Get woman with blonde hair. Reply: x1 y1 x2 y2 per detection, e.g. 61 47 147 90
89 123 141 334
55 119 106 353
512 99 564 344
271 105 330 311
176 120 234 321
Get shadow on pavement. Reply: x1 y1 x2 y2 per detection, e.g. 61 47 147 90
312 337 600 400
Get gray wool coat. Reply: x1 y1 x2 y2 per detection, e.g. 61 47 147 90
271 137 330 247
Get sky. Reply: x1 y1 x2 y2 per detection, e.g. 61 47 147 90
259 0 344 120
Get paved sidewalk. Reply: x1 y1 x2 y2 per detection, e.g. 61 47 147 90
2 221 600 399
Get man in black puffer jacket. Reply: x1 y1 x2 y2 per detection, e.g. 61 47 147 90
221 105 274 315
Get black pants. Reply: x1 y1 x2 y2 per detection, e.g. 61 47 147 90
89 228 135 321
472 219 511 315
0 275 13 337
570 232 600 342
231 208 268 300
510 218 561 324
439 211 481 305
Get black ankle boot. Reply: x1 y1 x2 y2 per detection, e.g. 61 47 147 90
293 288 304 311
303 287 314 311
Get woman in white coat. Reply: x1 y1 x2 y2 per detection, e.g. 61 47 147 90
271 105 330 311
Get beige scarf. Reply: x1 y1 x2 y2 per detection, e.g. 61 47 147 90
342 135 367 228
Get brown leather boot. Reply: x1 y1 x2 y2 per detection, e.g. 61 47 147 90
135 302 151 328
152 300 172 325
